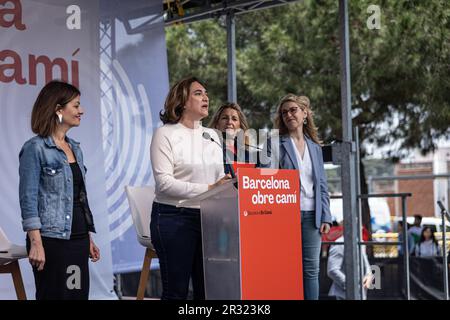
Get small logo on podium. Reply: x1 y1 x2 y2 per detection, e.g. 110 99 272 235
243 210 248 217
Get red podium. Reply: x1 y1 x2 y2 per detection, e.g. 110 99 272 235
181 168 303 300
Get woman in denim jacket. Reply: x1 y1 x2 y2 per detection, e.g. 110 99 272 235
19 80 100 300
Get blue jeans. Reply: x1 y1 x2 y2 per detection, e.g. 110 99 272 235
150 202 205 300
301 211 322 300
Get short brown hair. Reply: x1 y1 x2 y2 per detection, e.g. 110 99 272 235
160 76 206 124
274 93 322 145
31 80 80 137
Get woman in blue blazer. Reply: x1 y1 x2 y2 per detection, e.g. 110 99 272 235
263 93 332 300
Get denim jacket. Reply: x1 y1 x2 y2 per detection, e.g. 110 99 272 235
19 135 96 239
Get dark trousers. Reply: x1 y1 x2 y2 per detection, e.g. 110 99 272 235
26 235 90 300
150 201 205 300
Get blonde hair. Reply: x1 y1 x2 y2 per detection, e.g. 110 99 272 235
274 93 322 145
208 102 250 147
208 103 249 131
159 76 206 124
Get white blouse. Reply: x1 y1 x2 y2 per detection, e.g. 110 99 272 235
150 122 225 208
290 137 315 211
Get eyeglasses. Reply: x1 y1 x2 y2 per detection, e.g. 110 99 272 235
281 107 299 117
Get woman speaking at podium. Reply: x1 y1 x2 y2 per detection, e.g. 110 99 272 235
150 77 231 300
273 93 332 300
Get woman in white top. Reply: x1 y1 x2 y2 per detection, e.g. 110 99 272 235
150 77 231 300
266 93 332 299
412 226 441 257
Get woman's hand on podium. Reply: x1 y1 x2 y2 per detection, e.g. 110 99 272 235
208 174 232 190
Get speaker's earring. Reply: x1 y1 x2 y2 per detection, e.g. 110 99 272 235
303 118 307 125
57 113 63 124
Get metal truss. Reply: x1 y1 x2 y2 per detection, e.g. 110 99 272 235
164 0 301 26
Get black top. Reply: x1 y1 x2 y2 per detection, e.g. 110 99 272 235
69 162 88 239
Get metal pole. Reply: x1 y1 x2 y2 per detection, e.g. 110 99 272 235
441 207 449 300
401 196 411 300
355 127 364 299
370 174 450 181
115 273 123 299
111 18 116 60
338 1 352 141
339 0 360 300
226 10 237 103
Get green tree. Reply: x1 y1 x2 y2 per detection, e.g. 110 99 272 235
165 0 450 234
166 20 228 115
167 0 450 149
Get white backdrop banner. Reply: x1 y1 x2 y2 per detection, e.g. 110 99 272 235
0 0 116 299
99 0 169 274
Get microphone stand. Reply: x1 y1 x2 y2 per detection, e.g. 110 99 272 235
203 132 238 189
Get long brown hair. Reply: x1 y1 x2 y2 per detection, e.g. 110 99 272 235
274 93 322 145
31 80 80 137
160 76 206 124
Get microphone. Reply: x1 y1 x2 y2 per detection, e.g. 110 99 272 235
245 143 263 151
202 131 221 148
438 201 450 222
202 131 236 179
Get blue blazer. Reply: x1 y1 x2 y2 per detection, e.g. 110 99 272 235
261 135 332 229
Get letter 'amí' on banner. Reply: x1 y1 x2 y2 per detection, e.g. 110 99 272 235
0 50 80 87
